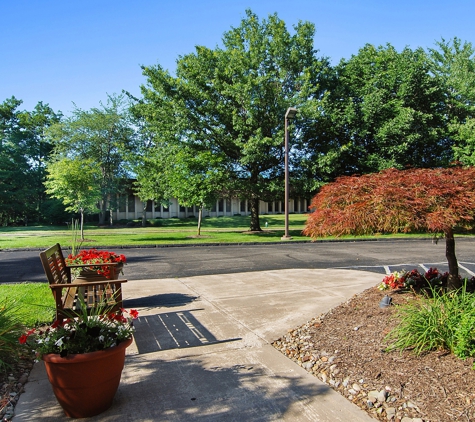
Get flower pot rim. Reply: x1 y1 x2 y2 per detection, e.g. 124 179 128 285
42 337 132 364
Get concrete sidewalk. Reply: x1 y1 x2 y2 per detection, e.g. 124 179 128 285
14 269 381 421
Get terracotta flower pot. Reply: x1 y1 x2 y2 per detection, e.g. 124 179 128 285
42 337 132 418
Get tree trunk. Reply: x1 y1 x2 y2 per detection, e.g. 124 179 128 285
80 209 85 241
142 201 147 227
249 196 261 231
445 228 461 291
98 199 106 225
197 206 202 236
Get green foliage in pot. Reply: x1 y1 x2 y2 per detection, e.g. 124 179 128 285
19 296 138 358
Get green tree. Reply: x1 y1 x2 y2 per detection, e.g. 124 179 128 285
304 44 446 182
136 10 328 231
429 38 475 165
18 101 62 220
0 97 29 225
48 94 135 225
139 141 227 235
44 158 102 239
0 97 61 225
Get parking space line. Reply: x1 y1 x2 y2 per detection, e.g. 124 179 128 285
419 264 429 272
458 263 475 277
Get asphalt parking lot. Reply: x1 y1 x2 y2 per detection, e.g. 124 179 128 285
1 238 475 283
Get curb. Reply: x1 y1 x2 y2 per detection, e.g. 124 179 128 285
0 236 444 253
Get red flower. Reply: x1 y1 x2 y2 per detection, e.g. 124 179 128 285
51 319 63 329
19 334 28 344
129 309 139 319
66 249 126 278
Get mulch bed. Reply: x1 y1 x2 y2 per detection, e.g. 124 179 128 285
0 353 34 421
272 286 475 421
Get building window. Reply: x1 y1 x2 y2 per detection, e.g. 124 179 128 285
180 205 186 212
118 195 126 212
226 199 231 213
146 200 153 212
218 199 224 212
211 202 217 212
127 195 135 212
240 200 246 212
268 202 273 212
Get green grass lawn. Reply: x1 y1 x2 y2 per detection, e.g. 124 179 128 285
0 283 55 326
0 214 310 249
0 213 447 250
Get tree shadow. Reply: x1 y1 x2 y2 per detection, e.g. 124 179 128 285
110 355 333 421
17 342 336 421
132 309 238 354
124 293 198 309
0 252 45 283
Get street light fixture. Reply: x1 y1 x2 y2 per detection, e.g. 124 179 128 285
281 107 298 240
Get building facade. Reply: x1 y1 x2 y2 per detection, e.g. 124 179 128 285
113 194 309 221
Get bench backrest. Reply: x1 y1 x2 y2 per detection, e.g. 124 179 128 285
39 243 71 285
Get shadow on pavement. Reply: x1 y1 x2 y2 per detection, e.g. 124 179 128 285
133 309 239 354
124 293 199 309
114 354 332 421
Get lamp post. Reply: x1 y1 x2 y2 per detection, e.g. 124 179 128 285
281 107 298 240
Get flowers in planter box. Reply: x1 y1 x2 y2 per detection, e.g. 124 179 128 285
66 248 126 278
19 299 138 358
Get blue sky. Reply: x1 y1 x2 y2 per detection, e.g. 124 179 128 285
2 0 474 116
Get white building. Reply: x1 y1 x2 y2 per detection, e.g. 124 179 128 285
113 194 309 220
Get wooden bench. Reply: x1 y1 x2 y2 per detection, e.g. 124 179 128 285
39 243 128 322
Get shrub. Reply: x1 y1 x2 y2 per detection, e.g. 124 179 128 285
0 301 26 371
148 219 163 227
385 284 475 365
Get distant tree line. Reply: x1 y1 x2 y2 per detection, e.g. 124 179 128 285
1 10 475 230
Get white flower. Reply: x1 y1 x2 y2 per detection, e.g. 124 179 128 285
55 337 64 347
98 335 105 342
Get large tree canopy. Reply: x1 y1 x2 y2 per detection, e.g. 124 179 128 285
135 9 329 230
301 44 447 183
48 94 135 225
429 38 475 165
303 167 475 290
0 97 61 225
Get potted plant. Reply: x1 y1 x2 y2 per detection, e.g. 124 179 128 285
66 248 127 280
19 298 138 418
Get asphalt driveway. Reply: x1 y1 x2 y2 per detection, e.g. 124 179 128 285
1 238 475 283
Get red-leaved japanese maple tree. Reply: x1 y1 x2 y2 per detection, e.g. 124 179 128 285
303 167 475 290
